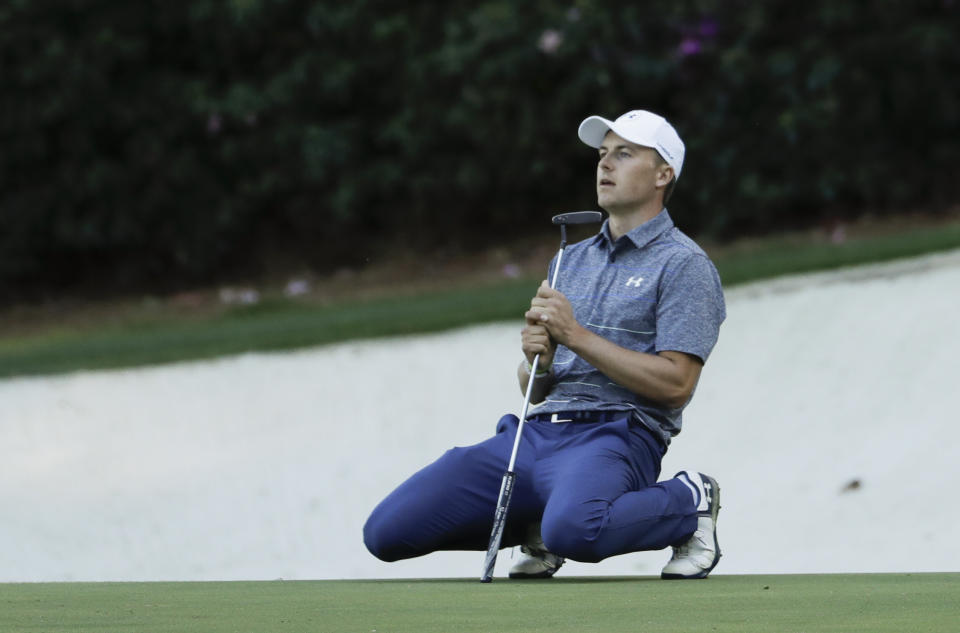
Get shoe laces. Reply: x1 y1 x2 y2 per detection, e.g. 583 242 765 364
520 544 549 558
519 544 563 568
520 531 550 559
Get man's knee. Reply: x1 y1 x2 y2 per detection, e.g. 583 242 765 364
363 506 405 562
541 505 608 563
362 445 488 562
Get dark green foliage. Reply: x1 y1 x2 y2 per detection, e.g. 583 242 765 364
1 1 958 300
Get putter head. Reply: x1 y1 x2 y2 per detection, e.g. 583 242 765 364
552 211 604 225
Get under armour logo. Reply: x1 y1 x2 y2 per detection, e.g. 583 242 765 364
625 276 644 288
703 481 714 505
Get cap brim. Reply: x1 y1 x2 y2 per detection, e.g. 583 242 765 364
577 116 615 148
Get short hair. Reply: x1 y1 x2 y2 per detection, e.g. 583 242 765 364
653 152 677 205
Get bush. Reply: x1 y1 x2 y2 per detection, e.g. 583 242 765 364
1 0 957 300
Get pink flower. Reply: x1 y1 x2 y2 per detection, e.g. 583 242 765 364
538 29 563 55
679 37 701 57
207 113 222 134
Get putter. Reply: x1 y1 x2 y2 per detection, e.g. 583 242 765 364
480 210 603 583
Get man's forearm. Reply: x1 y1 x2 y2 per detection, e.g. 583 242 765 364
517 360 555 404
565 327 701 409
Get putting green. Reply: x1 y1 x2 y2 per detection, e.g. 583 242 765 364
2 573 957 633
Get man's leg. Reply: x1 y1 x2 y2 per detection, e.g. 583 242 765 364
363 414 540 562
539 420 699 563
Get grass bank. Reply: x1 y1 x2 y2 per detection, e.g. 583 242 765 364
2 219 960 378
2 574 957 633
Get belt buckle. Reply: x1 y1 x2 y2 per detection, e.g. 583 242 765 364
550 413 573 424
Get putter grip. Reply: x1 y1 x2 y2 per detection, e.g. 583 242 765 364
551 210 603 225
480 471 516 582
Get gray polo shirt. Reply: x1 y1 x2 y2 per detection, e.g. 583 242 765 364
529 209 726 446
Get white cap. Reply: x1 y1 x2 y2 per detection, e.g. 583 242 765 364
578 110 685 180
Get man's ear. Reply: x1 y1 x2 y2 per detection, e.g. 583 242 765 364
656 165 675 188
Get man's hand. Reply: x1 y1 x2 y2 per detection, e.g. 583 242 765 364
523 280 583 366
521 321 555 368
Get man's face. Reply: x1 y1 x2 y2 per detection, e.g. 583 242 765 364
596 131 671 213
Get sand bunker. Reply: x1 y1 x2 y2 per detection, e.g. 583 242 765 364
2 249 959 581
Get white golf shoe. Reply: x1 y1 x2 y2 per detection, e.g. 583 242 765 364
509 524 565 579
661 471 721 579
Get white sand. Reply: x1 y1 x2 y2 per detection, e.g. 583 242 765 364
2 249 959 582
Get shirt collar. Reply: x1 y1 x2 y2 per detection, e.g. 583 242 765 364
594 208 675 250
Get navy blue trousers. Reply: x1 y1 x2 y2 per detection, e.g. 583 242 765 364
364 413 699 564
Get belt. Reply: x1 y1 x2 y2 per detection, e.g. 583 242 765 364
528 410 669 451
528 410 631 424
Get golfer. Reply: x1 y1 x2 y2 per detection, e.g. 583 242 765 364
364 110 726 579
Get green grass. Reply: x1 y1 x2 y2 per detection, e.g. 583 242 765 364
0 279 537 378
712 220 960 286
2 220 960 378
2 574 958 633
